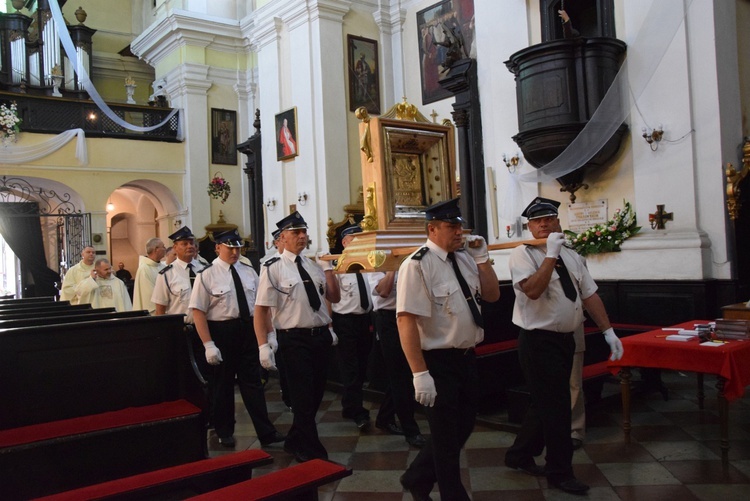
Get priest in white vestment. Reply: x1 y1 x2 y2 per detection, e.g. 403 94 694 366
60 246 96 304
75 258 132 312
132 237 166 313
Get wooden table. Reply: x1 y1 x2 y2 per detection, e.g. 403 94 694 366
608 320 750 467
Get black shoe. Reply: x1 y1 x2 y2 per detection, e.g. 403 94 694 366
260 431 287 446
405 434 427 448
572 438 584 450
376 421 404 435
283 445 311 463
399 474 432 501
505 458 546 476
218 435 236 448
355 416 371 432
549 477 590 495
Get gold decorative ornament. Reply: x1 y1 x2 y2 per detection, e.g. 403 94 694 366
725 138 750 221
381 97 431 123
360 183 378 231
356 107 373 163
367 250 387 269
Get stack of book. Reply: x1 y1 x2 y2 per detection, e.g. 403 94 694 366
714 319 750 340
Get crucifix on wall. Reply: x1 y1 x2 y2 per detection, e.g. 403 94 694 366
649 204 673 230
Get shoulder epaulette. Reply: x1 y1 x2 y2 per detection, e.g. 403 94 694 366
411 247 429 260
239 261 253 268
197 256 209 265
264 256 281 267
197 263 212 273
158 264 173 275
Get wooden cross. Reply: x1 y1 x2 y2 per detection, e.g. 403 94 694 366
430 109 438 123
649 204 673 230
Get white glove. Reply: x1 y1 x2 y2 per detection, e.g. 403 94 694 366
203 340 223 365
413 370 437 407
259 343 278 370
316 252 333 272
267 331 278 353
464 235 489 264
329 328 339 346
546 232 566 258
603 327 624 361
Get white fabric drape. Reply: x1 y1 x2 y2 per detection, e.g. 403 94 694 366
49 0 181 136
0 128 87 165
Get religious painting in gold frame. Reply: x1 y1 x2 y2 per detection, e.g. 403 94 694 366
358 115 456 230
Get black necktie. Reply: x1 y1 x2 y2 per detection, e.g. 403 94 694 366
296 256 321 311
230 264 252 321
187 263 195 288
356 273 369 311
556 257 578 302
447 252 484 328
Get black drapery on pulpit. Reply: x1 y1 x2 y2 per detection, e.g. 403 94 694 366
0 202 61 297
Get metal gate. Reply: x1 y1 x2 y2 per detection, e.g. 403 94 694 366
0 176 91 280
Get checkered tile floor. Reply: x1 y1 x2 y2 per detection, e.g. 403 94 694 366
209 371 750 500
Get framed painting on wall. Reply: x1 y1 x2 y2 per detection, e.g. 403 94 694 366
347 34 380 114
211 108 237 165
275 107 299 161
416 0 475 105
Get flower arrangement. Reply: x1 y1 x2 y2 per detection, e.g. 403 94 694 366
207 173 231 204
564 201 640 256
0 101 22 143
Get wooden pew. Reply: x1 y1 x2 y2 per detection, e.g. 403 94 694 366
0 296 55 305
0 299 69 310
0 314 206 499
35 450 274 500
0 303 93 320
0 308 149 329
187 459 352 501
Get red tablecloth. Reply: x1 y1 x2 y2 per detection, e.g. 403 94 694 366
608 320 750 401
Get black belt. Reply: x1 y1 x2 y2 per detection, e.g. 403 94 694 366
277 326 328 336
525 328 573 338
425 347 475 356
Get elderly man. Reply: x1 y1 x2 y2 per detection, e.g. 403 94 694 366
397 198 500 500
74 257 132 311
60 246 96 303
189 229 285 449
132 237 166 313
504 197 623 495
254 211 340 463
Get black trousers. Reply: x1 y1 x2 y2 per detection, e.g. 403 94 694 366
373 309 420 437
207 319 276 441
278 327 332 459
506 328 575 483
403 348 478 501
332 312 373 420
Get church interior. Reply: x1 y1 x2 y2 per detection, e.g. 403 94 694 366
1 0 750 498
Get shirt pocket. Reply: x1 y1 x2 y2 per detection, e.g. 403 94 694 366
431 282 460 308
277 276 300 297
209 285 232 306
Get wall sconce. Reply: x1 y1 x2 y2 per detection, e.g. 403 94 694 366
298 192 308 206
642 125 664 151
106 197 114 212
503 153 520 172
506 225 514 238
266 198 277 211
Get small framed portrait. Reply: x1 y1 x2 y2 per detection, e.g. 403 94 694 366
347 34 380 114
275 107 299 161
416 0 475 105
211 108 237 165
